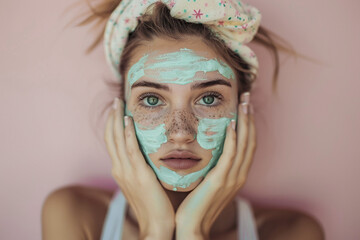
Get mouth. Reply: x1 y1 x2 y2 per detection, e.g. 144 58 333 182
160 150 201 170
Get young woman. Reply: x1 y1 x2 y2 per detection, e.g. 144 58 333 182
42 1 325 239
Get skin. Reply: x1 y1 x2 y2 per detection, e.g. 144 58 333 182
41 36 325 240
125 46 237 191
41 185 325 240
107 36 255 239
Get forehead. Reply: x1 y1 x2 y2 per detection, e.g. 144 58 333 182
128 37 221 68
125 37 235 85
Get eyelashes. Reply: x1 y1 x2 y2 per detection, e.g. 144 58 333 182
137 91 224 109
197 91 223 108
138 92 164 109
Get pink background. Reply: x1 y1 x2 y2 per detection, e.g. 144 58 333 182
1 0 359 239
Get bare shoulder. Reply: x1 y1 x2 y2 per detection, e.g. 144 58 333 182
252 203 325 240
41 185 115 240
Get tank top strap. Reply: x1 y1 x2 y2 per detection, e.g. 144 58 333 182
236 196 259 240
101 189 127 240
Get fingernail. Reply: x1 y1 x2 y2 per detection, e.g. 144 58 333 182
241 92 250 104
113 97 119 110
124 116 129 126
241 102 248 114
231 120 236 130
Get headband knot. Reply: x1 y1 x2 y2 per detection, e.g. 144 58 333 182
104 0 261 82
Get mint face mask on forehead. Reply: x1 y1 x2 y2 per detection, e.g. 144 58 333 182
126 48 236 190
127 48 235 88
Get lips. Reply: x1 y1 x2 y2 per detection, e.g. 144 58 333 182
160 150 201 170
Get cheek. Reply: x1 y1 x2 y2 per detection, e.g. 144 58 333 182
194 98 238 119
194 106 235 119
130 104 237 135
134 122 167 155
197 117 232 150
130 105 169 128
131 106 200 132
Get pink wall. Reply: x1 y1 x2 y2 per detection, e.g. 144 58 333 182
1 0 359 239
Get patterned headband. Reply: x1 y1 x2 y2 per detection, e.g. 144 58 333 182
104 0 262 82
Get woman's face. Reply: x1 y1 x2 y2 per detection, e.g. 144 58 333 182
124 37 239 192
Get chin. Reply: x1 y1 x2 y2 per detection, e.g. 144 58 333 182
159 177 203 192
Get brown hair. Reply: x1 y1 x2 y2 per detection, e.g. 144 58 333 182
72 0 297 90
68 0 298 133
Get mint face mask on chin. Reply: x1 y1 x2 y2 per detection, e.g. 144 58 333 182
125 48 236 190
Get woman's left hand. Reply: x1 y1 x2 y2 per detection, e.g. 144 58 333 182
175 100 256 240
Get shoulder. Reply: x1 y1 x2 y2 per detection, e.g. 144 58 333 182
41 185 115 240
252 203 325 240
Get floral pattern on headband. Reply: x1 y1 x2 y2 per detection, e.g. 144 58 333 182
104 0 261 82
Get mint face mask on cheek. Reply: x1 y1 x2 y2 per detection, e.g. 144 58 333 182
125 48 237 190
159 117 235 190
126 107 235 190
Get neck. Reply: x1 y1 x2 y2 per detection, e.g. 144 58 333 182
164 188 190 212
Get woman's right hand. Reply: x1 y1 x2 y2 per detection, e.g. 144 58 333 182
104 97 175 240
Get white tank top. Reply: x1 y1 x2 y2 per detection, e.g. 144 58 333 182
101 189 259 240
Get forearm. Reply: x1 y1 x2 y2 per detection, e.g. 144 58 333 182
139 222 175 240
175 224 208 240
176 231 205 240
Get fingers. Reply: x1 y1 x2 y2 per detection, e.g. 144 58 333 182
238 110 256 177
209 120 237 177
207 93 251 183
113 97 131 169
232 102 257 184
104 106 120 168
106 97 152 175
123 116 150 173
228 93 251 182
227 103 249 173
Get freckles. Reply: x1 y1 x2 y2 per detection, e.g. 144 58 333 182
131 106 168 127
197 105 235 119
165 110 199 136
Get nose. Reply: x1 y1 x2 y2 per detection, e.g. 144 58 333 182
166 110 198 145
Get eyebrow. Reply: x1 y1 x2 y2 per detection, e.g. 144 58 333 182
130 79 232 91
191 79 232 90
131 81 170 91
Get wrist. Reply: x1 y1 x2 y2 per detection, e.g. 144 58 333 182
141 231 173 240
176 232 205 240
176 225 208 240
140 222 175 240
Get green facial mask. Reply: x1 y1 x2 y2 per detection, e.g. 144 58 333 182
126 48 235 99
126 48 236 190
